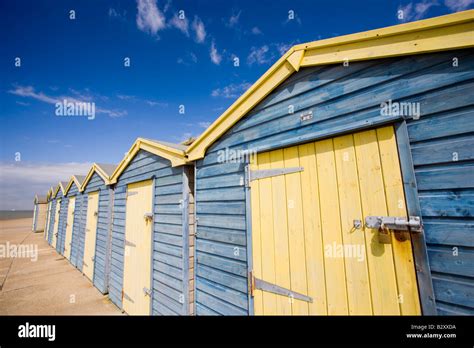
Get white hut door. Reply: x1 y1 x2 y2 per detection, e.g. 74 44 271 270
123 179 153 315
83 192 99 281
64 196 76 259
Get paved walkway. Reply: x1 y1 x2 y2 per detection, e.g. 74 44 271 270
0 218 121 315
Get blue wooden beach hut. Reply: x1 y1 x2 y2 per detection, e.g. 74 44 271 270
185 11 474 316
32 194 48 233
74 163 116 294
108 138 194 315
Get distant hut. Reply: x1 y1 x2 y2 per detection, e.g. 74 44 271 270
32 194 48 233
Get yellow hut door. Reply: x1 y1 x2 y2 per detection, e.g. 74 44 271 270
122 180 153 315
83 192 99 280
64 196 75 259
52 199 61 249
249 126 421 316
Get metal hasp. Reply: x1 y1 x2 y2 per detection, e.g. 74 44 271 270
249 272 313 303
365 216 423 244
365 216 422 232
246 166 304 186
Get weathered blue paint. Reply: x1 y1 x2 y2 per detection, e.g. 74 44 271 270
77 172 114 294
108 149 192 315
55 190 68 254
47 197 57 245
195 49 474 315
406 105 474 314
70 192 86 269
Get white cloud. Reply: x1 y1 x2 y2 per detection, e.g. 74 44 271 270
227 10 241 28
177 52 198 65
169 12 189 36
210 41 222 65
275 43 292 55
398 1 439 21
247 45 271 65
251 26 262 35
211 82 252 99
192 16 206 43
136 0 166 36
444 0 474 11
0 162 92 210
9 85 127 118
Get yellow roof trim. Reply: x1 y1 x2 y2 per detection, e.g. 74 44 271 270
186 10 474 161
80 163 111 192
109 138 187 184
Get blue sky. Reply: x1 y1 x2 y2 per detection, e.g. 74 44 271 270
1 0 473 209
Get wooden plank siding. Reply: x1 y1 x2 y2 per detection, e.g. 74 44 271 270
70 193 86 269
47 198 58 245
55 191 68 254
194 49 474 315
407 104 474 315
65 181 81 266
80 172 113 294
108 150 192 315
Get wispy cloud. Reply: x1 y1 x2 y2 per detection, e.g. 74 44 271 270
444 0 474 11
211 82 252 99
251 26 263 35
398 1 439 21
226 10 241 28
210 40 222 65
0 162 93 210
192 16 206 43
177 52 198 65
247 45 271 65
136 0 166 36
169 12 189 36
9 85 127 118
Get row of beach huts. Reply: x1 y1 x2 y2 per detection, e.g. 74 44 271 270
32 11 473 316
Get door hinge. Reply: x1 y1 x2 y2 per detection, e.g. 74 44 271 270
123 291 134 303
125 240 136 247
249 271 313 303
126 191 138 198
143 287 152 297
245 166 304 187
365 215 423 244
144 213 153 222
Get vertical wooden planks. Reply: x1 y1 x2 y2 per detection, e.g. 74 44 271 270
297 143 327 314
333 134 373 315
283 147 309 315
257 152 278 314
250 156 263 314
354 129 400 315
377 126 421 315
269 149 292 315
316 139 348 315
